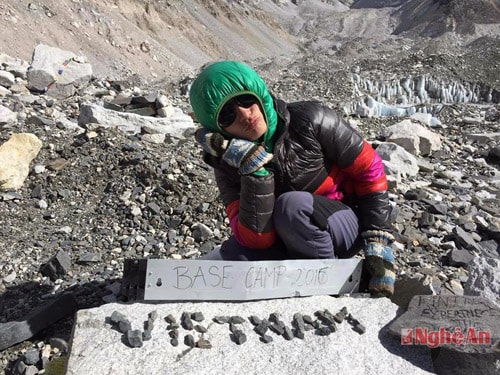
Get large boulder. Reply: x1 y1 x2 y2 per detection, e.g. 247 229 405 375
78 102 195 138
0 133 42 191
380 120 442 156
67 296 433 374
27 44 92 98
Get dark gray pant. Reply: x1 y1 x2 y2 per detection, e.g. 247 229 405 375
202 191 361 261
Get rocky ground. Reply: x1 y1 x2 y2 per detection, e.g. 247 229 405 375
0 1 499 374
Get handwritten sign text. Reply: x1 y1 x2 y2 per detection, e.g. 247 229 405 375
143 259 362 301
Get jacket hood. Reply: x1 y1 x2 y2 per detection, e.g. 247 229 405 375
189 60 278 150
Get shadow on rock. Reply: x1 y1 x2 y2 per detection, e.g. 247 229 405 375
378 310 435 373
0 277 123 375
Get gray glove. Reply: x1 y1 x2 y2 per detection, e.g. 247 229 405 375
195 129 272 175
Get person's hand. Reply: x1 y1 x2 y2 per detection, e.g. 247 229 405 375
222 138 273 175
194 129 273 175
194 128 228 157
361 230 396 298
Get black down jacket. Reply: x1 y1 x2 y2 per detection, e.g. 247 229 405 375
203 99 392 249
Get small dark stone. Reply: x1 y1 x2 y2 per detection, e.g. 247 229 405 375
447 248 476 267
39 249 71 281
144 318 154 332
293 312 304 323
164 314 176 324
170 337 179 347
427 202 448 215
333 312 345 323
477 239 500 259
23 348 40 365
304 324 314 331
168 329 179 339
452 226 479 252
488 145 500 161
72 134 89 147
302 315 315 330
184 334 195 348
43 212 56 220
283 326 294 340
181 312 194 330
167 323 180 330
229 316 245 324
346 314 360 326
31 185 43 199
249 315 262 326
231 330 247 345
191 312 204 322
148 310 158 321
314 310 324 318
315 326 332 336
352 323 366 335
147 202 161 215
118 320 132 333
294 328 305 340
12 360 27 375
404 189 428 201
269 312 280 323
78 252 101 263
260 334 273 344
292 313 306 331
229 323 238 333
110 311 127 324
316 309 336 325
196 338 212 349
213 316 230 324
269 322 285 336
324 309 336 320
142 329 152 341
312 320 322 329
335 307 348 323
194 325 207 333
127 329 143 348
26 114 54 126
254 322 269 336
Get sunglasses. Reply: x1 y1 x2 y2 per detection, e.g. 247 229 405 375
218 94 259 128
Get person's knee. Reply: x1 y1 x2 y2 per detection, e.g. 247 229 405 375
311 195 350 230
275 191 297 211
274 191 312 234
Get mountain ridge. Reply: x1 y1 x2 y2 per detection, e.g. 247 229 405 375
1 0 498 82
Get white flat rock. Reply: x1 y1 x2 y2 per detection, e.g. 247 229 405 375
66 295 433 375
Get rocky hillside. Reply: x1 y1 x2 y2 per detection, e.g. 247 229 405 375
0 0 299 80
1 0 499 82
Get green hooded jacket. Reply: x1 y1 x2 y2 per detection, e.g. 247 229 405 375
189 60 278 152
